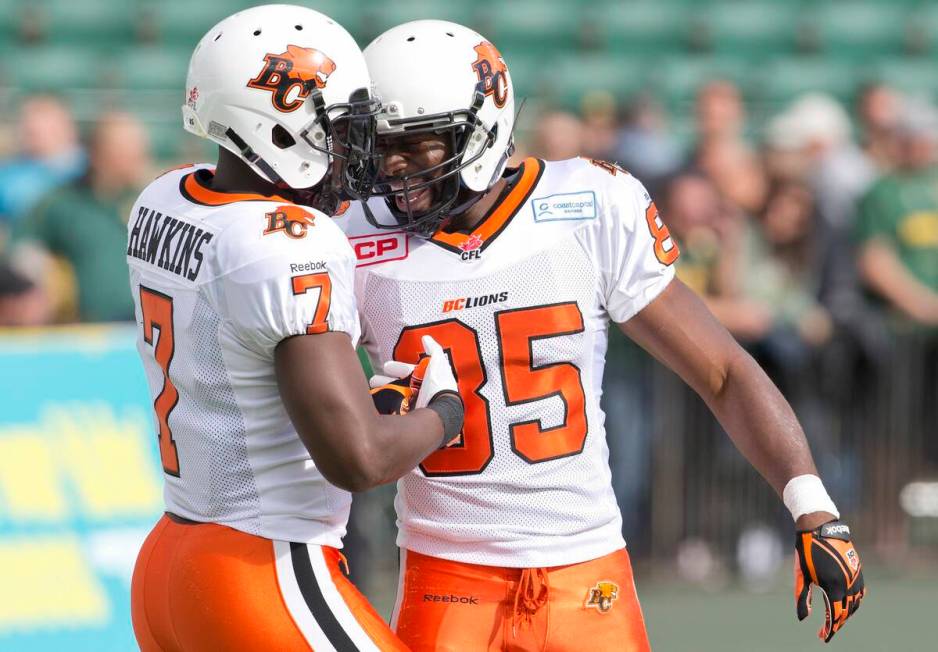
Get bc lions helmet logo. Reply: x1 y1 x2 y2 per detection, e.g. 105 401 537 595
263 205 317 239
472 42 509 108
585 581 619 614
247 45 337 112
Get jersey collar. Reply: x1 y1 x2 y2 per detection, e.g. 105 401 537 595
429 157 545 254
179 168 292 206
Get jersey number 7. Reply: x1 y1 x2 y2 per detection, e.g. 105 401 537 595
140 286 181 476
393 302 587 477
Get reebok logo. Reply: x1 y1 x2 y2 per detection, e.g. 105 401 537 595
423 593 479 605
821 523 851 539
289 260 327 273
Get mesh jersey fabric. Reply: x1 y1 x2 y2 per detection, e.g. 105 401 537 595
127 164 360 545
337 157 677 566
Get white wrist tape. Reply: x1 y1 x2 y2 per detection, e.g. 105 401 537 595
783 474 840 522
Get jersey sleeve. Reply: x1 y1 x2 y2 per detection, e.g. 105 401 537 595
217 217 360 357
589 168 679 323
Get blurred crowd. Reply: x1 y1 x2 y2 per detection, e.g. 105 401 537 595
2 78 936 583
0 98 151 324
505 80 938 574
519 81 938 342
3 81 937 342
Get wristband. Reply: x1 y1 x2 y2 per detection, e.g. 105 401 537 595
783 474 840 523
426 392 464 447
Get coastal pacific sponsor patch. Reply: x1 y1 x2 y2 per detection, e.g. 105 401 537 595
532 191 597 222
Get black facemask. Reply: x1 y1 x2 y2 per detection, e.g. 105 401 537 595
300 86 383 212
227 86 382 215
361 91 500 237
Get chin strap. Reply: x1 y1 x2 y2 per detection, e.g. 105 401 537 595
225 127 286 187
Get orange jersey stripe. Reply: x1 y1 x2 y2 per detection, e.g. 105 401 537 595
430 157 544 251
180 169 292 206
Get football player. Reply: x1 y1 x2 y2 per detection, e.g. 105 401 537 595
336 20 866 651
127 7 464 651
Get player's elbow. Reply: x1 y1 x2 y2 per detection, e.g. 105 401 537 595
319 438 388 493
705 346 748 403
328 466 383 493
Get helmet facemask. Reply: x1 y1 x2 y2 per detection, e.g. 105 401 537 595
364 91 496 237
291 87 382 214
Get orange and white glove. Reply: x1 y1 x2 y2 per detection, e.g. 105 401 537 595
795 520 866 643
369 336 463 445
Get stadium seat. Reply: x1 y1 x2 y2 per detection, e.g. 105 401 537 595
2 46 107 91
142 0 370 49
37 0 138 49
594 1 692 55
495 50 544 101
699 2 802 58
652 56 754 109
114 48 191 91
483 1 582 55
0 0 25 47
536 53 652 110
805 2 910 59
142 0 245 48
146 120 186 162
906 4 938 56
871 58 938 101
757 57 863 104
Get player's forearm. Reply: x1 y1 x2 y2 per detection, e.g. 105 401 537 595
620 281 823 499
360 409 446 486
703 348 818 496
296 407 443 493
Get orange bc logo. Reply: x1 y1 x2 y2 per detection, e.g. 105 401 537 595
585 581 619 614
586 158 629 176
264 205 317 239
472 42 509 108
247 45 337 112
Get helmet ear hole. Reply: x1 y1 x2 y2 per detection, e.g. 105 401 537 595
272 124 296 149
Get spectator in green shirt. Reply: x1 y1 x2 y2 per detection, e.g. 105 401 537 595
11 112 151 323
855 99 938 329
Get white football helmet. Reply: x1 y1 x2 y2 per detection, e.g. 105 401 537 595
182 4 380 208
363 20 516 234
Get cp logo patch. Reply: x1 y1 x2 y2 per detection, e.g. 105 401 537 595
585 581 619 614
247 45 337 112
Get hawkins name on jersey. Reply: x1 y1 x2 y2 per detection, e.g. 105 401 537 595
127 165 360 545
335 157 678 567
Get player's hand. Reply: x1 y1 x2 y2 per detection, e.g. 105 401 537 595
369 335 459 413
368 370 416 415
795 520 866 643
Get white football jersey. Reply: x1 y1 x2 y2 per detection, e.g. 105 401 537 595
126 165 360 545
337 157 678 567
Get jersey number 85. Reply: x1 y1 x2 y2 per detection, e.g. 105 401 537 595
394 302 587 477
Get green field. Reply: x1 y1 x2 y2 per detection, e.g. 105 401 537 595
639 567 932 651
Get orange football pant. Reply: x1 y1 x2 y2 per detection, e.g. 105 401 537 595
131 514 408 651
392 547 650 652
